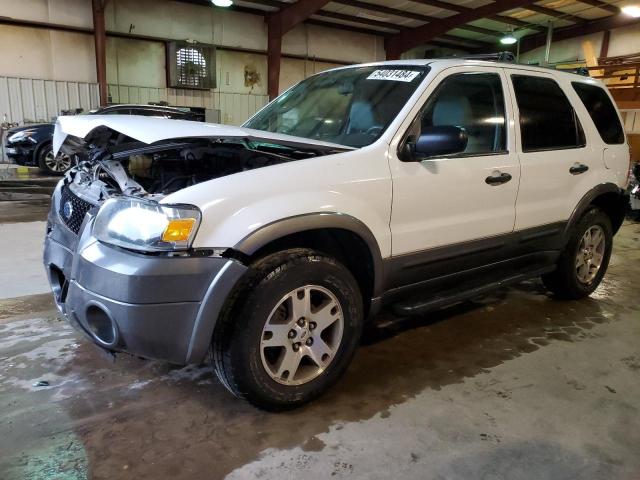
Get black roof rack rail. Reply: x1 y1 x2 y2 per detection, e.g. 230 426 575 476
551 66 590 76
522 62 591 76
453 52 516 63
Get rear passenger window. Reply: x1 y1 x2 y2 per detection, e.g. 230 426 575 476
418 72 506 155
511 75 585 152
572 82 624 144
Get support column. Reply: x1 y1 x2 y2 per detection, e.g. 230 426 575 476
92 0 108 106
267 17 282 101
599 30 610 59
264 0 331 99
543 20 553 65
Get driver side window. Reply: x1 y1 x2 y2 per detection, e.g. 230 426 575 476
416 72 507 155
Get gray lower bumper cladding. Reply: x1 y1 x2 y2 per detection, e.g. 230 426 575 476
43 213 247 365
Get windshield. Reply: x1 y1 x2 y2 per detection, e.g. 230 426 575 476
244 65 429 148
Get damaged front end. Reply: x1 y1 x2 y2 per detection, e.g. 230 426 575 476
58 125 346 202
44 116 348 364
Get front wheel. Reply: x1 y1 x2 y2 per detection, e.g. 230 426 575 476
37 143 73 175
212 249 363 411
542 207 613 299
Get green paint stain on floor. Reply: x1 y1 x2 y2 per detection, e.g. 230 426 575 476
3 431 88 480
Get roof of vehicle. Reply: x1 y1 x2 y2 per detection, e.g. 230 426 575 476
97 104 192 112
330 58 602 83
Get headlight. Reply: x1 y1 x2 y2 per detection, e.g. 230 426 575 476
8 129 37 143
93 198 201 252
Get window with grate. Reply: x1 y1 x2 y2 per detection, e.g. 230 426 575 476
167 42 216 90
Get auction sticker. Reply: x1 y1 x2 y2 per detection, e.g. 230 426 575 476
366 70 420 82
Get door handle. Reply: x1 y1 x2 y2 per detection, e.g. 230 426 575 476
569 163 589 175
485 172 512 186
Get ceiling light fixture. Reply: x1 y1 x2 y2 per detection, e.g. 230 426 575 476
621 4 640 17
500 33 517 45
211 0 233 7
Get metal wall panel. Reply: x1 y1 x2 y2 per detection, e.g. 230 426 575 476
0 75 266 128
108 84 268 125
621 110 640 135
0 76 100 125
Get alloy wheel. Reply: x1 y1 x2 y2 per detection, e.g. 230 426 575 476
575 225 606 284
44 150 72 173
260 285 344 386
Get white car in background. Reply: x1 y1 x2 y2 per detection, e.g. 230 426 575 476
44 59 629 410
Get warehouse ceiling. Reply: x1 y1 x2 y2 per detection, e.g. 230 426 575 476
177 0 632 55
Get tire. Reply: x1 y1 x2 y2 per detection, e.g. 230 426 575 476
542 207 613 299
212 248 363 411
37 143 73 175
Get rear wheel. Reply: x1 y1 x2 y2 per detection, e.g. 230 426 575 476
213 249 363 411
37 143 72 175
542 207 613 299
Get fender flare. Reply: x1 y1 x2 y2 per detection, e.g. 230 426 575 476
563 182 626 240
233 212 386 297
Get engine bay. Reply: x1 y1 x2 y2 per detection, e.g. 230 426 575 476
63 134 341 201
110 142 296 195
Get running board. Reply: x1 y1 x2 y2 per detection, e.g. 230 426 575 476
391 266 555 317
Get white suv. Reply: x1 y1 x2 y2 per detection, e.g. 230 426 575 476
45 59 630 410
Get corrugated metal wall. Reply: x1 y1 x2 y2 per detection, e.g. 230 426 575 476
621 110 640 135
108 84 269 126
0 76 99 125
0 76 268 128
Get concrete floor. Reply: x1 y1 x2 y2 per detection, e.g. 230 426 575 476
1 166 639 479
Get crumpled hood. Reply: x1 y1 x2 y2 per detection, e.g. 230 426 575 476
53 115 352 156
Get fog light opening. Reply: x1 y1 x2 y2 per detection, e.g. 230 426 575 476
85 305 117 346
49 265 67 303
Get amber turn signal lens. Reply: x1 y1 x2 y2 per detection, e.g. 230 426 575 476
162 218 196 242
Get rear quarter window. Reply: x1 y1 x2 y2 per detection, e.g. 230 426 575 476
572 82 625 145
511 74 585 152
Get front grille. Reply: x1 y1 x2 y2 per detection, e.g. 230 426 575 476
58 186 94 234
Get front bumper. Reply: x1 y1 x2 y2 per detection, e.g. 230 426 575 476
43 186 247 364
4 143 35 165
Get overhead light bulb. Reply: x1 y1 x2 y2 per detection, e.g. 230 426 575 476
211 0 233 7
500 33 517 45
621 4 640 17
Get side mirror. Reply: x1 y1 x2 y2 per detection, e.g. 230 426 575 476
403 126 468 161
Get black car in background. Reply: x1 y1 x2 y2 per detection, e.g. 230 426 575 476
4 104 202 175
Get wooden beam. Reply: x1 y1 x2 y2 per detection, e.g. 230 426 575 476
92 0 108 106
428 38 484 51
274 0 332 34
409 0 465 12
575 0 619 15
600 29 610 58
331 0 502 38
458 24 503 37
305 19 390 36
411 0 543 32
489 14 545 31
519 14 639 54
386 0 540 59
426 40 475 50
440 34 490 47
332 0 437 23
314 11 494 47
524 4 585 23
267 19 282 100
266 0 330 99
313 10 401 31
